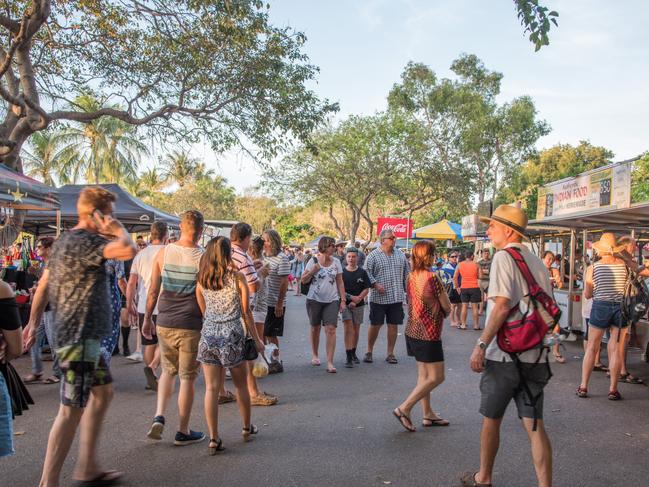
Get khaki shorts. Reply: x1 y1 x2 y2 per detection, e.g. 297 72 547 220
156 326 201 380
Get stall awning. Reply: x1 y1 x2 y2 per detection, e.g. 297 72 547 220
23 183 180 234
412 220 462 240
529 202 649 232
0 164 59 211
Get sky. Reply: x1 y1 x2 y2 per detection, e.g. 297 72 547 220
196 0 649 193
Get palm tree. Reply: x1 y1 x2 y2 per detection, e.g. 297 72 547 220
22 130 67 186
161 150 199 187
55 93 149 184
139 168 168 192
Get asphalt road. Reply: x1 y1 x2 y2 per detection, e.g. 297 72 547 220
3 293 649 487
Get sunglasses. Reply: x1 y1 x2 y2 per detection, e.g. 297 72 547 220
450 255 458 258
383 236 396 241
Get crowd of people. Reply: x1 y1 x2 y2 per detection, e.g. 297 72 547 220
1 186 648 487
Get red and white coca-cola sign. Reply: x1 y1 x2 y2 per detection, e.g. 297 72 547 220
376 217 413 239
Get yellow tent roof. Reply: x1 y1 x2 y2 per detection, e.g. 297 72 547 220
412 219 462 240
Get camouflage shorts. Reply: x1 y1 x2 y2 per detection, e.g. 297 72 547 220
56 340 113 408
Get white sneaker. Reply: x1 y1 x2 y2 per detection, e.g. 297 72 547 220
127 351 143 363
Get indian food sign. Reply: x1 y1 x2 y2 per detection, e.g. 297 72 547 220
536 162 631 220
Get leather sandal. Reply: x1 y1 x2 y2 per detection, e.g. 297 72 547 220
460 471 492 487
242 424 259 442
208 438 224 455
392 407 415 432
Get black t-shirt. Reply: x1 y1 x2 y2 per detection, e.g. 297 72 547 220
342 267 371 306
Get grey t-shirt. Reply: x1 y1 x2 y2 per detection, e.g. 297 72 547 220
47 229 110 347
485 243 554 363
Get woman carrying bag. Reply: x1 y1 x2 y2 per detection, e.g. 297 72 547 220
196 237 265 455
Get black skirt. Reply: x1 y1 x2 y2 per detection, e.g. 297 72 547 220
405 336 444 363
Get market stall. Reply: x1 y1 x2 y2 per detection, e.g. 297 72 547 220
23 183 180 234
528 160 649 361
412 219 462 240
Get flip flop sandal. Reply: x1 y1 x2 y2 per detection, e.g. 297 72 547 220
576 387 588 398
620 373 644 384
326 367 337 373
460 471 492 487
208 437 225 455
392 408 415 432
553 353 566 364
42 376 60 384
74 470 123 486
422 417 450 427
23 373 43 384
311 358 321 366
593 364 609 372
386 355 398 364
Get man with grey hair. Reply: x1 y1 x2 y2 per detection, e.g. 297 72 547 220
363 229 409 364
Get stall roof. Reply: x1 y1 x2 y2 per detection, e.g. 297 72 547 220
23 183 180 234
0 164 59 211
529 201 649 232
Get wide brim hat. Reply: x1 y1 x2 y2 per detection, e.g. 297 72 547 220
592 232 625 255
335 239 346 247
479 204 528 239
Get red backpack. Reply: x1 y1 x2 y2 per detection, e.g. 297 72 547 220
496 247 562 354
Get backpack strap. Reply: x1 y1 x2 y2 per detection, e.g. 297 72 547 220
508 349 553 432
503 247 542 295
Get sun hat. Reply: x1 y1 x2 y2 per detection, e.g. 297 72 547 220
592 233 625 255
479 204 528 238
335 240 346 247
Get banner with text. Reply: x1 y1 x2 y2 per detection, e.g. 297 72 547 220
377 217 413 239
536 162 631 220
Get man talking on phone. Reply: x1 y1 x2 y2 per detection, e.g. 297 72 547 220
25 186 136 487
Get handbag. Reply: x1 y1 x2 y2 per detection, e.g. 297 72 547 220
300 256 318 295
0 361 34 418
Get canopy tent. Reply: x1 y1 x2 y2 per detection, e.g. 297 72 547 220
0 164 59 211
412 219 462 240
304 235 329 249
529 201 649 232
23 183 180 235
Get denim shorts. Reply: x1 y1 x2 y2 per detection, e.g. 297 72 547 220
589 300 627 330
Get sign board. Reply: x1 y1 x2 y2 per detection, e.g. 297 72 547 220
536 162 631 220
461 214 488 237
376 217 413 239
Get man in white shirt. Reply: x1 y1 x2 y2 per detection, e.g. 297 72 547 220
461 205 553 487
127 221 168 391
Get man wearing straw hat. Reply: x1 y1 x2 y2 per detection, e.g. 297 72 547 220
461 205 553 487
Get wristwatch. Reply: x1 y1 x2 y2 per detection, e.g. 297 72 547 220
476 339 487 351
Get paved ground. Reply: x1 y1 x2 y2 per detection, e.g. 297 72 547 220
4 293 649 486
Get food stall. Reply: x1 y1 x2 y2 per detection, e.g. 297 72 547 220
528 160 649 361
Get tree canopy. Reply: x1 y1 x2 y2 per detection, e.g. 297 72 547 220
0 0 336 171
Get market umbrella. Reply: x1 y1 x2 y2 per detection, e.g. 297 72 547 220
412 219 462 240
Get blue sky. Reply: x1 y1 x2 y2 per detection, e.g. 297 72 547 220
203 0 649 192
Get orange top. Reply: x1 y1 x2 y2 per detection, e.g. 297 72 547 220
456 260 479 289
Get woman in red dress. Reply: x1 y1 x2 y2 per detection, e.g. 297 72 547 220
393 240 452 432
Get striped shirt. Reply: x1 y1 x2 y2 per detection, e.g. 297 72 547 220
157 243 204 330
232 244 259 287
265 253 291 307
593 262 627 303
365 248 410 305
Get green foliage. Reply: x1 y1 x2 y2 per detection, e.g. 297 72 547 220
631 153 649 203
145 174 236 220
53 93 148 184
389 55 548 207
1 1 336 170
496 141 614 217
22 130 65 186
515 0 559 51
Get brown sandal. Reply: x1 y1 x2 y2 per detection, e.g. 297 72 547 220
460 471 492 487
422 417 450 427
392 408 415 432
23 373 43 384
